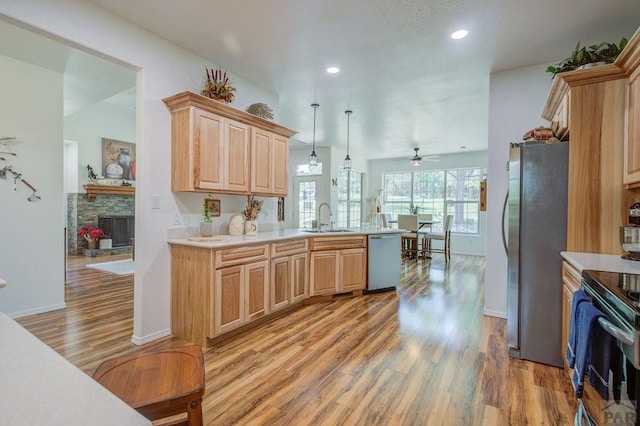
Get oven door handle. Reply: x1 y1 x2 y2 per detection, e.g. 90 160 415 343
597 317 635 346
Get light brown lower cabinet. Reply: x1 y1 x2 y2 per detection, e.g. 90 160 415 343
310 251 339 296
340 248 366 292
213 260 269 335
170 236 362 347
310 245 366 296
560 261 581 365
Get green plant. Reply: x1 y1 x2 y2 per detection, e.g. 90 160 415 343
408 204 420 215
546 37 628 78
202 68 236 103
202 195 213 223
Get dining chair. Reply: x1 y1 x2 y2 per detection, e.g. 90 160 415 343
417 213 433 258
422 214 453 262
381 213 393 228
398 214 419 258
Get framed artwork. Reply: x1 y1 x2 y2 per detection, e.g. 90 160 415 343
102 138 136 181
205 199 221 217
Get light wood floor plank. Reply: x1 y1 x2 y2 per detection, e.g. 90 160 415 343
16 253 576 424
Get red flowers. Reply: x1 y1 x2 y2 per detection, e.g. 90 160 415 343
78 226 104 242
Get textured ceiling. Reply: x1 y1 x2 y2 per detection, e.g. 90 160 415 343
3 1 640 161
85 0 640 160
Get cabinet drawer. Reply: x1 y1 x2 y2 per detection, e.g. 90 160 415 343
271 239 308 257
216 244 268 268
310 236 366 251
561 261 581 293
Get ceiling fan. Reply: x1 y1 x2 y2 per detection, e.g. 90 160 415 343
411 147 439 166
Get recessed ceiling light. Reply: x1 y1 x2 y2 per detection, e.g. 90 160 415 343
451 30 468 40
326 66 340 74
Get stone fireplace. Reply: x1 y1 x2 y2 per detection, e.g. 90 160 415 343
98 215 135 247
67 192 135 254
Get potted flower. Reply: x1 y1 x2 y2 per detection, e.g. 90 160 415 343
200 195 214 237
78 226 104 249
241 195 263 235
546 37 628 78
202 68 236 103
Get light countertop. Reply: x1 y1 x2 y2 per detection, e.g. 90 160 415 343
168 227 403 249
0 313 151 425
561 251 640 274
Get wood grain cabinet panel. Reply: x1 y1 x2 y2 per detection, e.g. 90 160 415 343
245 261 269 322
625 74 640 186
250 129 290 196
251 128 272 194
310 251 339 296
271 257 291 312
272 134 289 195
193 108 224 190
215 266 244 334
291 253 308 304
225 119 250 192
560 261 581 368
340 248 366 292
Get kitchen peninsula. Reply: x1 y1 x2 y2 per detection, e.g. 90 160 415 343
168 228 402 347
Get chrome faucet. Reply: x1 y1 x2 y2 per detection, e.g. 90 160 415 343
317 202 333 231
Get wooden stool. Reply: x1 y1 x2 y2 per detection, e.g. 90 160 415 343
93 345 205 426
401 234 418 258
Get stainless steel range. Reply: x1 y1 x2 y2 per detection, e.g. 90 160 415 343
580 269 640 425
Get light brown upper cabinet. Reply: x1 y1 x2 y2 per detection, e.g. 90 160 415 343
163 91 296 196
624 50 640 187
541 26 640 253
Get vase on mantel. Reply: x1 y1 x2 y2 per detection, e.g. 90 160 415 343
87 239 97 250
244 220 258 236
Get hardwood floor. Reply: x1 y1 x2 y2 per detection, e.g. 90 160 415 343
17 253 576 425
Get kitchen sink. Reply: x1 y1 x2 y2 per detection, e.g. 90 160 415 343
302 229 354 233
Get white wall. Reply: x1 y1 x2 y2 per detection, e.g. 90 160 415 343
368 150 488 255
0 1 278 343
64 98 136 188
0 54 65 316
485 64 552 318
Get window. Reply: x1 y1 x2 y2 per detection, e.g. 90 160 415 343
295 162 323 176
336 168 362 228
382 167 484 234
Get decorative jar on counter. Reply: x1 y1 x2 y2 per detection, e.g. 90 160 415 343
228 214 244 236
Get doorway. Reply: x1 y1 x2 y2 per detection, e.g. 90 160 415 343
293 176 323 229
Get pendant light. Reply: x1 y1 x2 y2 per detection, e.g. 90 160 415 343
344 110 353 169
411 147 422 167
309 103 319 166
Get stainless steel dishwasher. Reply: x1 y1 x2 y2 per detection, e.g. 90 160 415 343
367 233 401 292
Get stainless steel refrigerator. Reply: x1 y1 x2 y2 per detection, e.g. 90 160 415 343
504 141 568 368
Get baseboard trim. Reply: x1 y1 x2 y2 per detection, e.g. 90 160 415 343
131 328 171 345
483 308 507 319
9 302 67 319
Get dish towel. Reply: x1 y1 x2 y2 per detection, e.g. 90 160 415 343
588 318 612 399
571 301 608 398
566 290 591 367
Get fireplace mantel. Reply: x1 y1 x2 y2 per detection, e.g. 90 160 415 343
83 184 135 201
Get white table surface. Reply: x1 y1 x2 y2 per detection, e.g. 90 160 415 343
168 227 403 248
0 313 151 425
561 251 640 274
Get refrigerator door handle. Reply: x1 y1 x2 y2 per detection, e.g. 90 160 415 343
501 191 508 255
